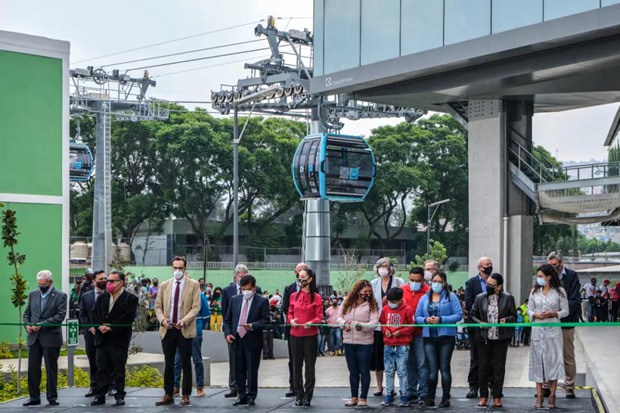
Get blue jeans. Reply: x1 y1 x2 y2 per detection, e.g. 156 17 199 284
424 336 455 401
318 332 327 355
344 343 372 399
588 301 595 322
174 335 204 388
328 328 342 352
407 335 428 399
384 345 409 397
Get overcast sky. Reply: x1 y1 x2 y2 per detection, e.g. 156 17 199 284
1 0 617 162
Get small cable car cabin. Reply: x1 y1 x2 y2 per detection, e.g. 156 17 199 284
292 133 376 201
69 142 94 182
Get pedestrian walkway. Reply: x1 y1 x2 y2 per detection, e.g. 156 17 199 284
0 387 596 411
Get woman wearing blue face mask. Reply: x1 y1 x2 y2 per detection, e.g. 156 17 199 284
415 271 462 408
529 264 569 410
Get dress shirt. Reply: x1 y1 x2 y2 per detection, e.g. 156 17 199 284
169 276 186 321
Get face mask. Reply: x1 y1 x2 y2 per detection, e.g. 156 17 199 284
299 279 309 287
360 294 370 301
153 282 158 286
486 285 497 295
388 302 399 309
410 281 422 292
241 290 254 299
536 277 547 287
173 270 184 280
106 283 117 293
424 271 433 281
378 268 390 277
332 302 338 307
39 285 50 294
482 266 493 276
206 287 212 292
431 282 444 293
96 281 107 290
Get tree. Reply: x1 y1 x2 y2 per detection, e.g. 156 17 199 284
1 206 28 393
411 239 448 268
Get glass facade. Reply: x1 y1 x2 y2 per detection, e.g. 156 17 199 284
361 0 400 65
316 0 620 75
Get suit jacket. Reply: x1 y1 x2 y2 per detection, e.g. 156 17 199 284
223 293 270 343
78 289 97 333
222 282 263 324
282 281 298 318
92 289 138 348
560 267 582 326
155 276 201 339
465 274 485 318
23 287 67 347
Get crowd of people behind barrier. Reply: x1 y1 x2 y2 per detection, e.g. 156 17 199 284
23 251 618 408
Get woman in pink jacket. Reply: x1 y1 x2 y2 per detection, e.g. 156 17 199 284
337 279 380 407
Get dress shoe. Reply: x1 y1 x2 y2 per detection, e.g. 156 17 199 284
493 397 503 408
566 388 576 399
478 397 487 407
438 399 450 408
247 399 256 406
91 398 105 406
180 395 190 406
233 398 248 406
155 395 174 406
224 390 238 398
196 387 206 397
48 399 60 406
115 398 125 406
173 387 180 396
295 399 303 406
285 390 295 398
466 387 478 398
85 389 96 397
22 399 41 407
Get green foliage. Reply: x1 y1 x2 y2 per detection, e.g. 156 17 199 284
125 365 164 387
411 240 448 267
0 342 13 359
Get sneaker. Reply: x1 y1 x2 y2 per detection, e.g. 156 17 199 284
566 388 576 399
398 397 409 407
381 395 394 406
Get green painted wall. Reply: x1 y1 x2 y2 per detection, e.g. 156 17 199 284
0 49 64 344
0 51 63 196
0 203 63 343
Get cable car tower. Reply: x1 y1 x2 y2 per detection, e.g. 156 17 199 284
211 16 426 294
70 67 169 272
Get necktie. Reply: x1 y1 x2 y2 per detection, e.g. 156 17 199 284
238 298 249 338
172 281 181 324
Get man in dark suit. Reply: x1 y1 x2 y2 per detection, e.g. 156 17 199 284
224 274 270 406
90 271 138 406
464 256 493 399
221 264 262 398
22 270 67 407
547 251 581 399
281 262 306 398
79 270 107 397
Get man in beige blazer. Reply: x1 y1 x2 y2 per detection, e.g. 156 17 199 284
154 256 201 406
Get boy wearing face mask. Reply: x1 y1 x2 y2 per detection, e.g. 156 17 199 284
379 288 414 407
401 267 430 404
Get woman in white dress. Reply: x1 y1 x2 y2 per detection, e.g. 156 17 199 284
528 264 569 410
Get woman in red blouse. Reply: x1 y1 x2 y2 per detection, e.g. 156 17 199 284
288 268 323 406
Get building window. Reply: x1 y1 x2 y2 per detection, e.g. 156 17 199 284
361 0 400 65
324 0 361 74
444 0 491 45
544 0 600 21
401 0 444 55
492 0 543 34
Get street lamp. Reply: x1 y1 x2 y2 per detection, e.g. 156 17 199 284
427 199 450 258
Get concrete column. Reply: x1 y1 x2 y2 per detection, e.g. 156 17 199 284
92 100 112 273
467 99 534 305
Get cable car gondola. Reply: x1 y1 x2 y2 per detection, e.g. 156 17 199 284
292 133 376 202
69 141 94 182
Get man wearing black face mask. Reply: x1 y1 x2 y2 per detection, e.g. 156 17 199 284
79 270 107 397
282 262 308 397
464 256 493 399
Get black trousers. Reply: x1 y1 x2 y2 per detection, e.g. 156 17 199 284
477 338 510 398
94 344 129 399
227 341 237 391
285 326 294 391
263 330 274 358
27 342 60 401
467 333 479 389
290 335 318 401
235 336 263 400
162 329 192 396
84 333 98 389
